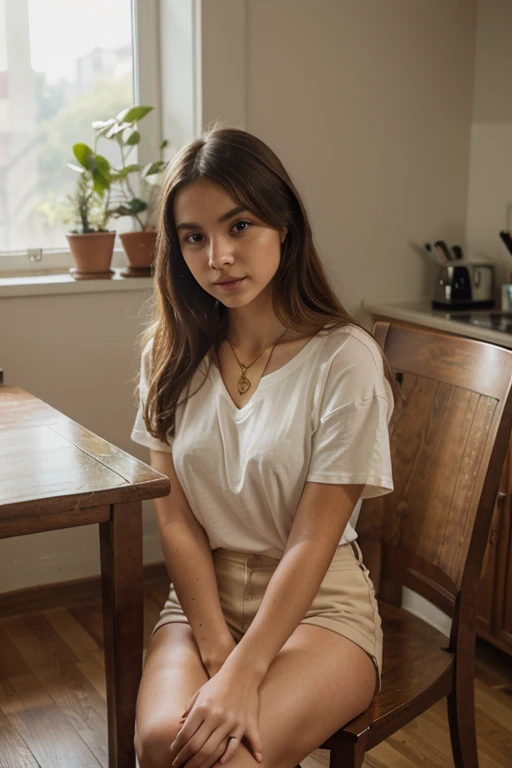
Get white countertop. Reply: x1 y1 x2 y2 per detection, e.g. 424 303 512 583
363 298 512 350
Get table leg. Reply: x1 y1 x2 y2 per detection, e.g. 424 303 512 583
100 501 144 768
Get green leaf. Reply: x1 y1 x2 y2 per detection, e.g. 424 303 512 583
95 154 111 174
142 160 165 177
110 198 149 218
73 143 94 170
93 154 111 190
125 130 141 146
109 204 134 217
160 139 169 151
110 166 129 180
128 198 149 215
92 170 109 191
93 175 106 197
109 163 141 180
116 105 153 124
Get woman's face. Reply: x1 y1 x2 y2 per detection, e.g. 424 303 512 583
173 179 286 307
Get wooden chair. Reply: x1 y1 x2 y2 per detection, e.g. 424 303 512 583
319 321 512 768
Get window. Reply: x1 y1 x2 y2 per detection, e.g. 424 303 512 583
0 0 160 264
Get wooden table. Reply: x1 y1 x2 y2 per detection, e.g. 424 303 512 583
0 385 171 768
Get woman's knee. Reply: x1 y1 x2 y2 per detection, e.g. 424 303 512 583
134 717 181 768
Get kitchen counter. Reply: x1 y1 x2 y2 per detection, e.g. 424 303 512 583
363 298 512 349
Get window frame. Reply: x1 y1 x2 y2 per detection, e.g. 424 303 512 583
0 0 162 274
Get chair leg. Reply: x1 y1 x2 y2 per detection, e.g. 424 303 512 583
447 674 479 768
329 741 365 768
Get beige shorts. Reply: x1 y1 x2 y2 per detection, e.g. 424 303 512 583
152 539 383 692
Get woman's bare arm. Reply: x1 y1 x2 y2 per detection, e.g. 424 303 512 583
149 448 236 674
221 481 365 684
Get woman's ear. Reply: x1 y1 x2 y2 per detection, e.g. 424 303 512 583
280 227 288 243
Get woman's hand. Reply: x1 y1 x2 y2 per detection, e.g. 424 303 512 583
169 666 263 768
176 712 231 768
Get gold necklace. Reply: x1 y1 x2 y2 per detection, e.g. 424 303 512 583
227 328 289 394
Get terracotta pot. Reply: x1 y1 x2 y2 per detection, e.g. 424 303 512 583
119 230 158 268
66 232 116 279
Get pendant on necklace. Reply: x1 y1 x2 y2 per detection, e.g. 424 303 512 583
237 364 251 394
238 375 251 395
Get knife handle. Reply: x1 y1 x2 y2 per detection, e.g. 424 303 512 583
424 242 445 267
434 240 451 263
500 231 512 256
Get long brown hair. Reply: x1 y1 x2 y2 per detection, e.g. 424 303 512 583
138 123 396 447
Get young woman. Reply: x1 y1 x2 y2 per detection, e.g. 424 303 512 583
130 125 394 768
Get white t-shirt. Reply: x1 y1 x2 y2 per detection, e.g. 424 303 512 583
131 324 394 558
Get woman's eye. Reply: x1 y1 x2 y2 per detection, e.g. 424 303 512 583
233 220 252 233
183 220 252 245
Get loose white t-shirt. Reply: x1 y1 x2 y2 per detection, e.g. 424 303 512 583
131 324 394 558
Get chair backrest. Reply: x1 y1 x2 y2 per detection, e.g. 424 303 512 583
357 321 512 636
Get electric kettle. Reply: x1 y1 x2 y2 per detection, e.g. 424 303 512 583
432 262 494 309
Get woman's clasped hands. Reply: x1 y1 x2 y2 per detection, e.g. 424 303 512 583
169 665 264 768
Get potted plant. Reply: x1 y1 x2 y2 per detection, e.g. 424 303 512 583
65 143 115 279
93 106 169 274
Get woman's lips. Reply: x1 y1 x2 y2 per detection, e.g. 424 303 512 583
215 278 246 291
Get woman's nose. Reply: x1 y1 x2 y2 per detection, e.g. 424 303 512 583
207 236 235 269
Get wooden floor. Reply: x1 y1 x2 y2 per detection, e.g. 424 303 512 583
0 578 511 768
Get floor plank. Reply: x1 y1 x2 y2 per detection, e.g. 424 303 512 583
75 652 107 701
0 623 31 682
474 677 512 733
0 705 41 767
0 674 101 767
42 607 100 660
421 699 511 766
69 601 104 650
0 614 78 672
33 662 108 766
365 740 417 767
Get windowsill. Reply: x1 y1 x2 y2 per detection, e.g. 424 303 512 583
0 268 154 298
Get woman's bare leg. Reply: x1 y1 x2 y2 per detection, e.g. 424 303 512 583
134 622 376 768
216 624 376 768
134 623 210 768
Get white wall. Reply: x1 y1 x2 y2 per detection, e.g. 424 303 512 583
466 0 512 302
3 0 478 596
242 0 477 320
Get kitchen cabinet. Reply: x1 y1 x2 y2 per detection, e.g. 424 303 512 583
369 311 512 658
